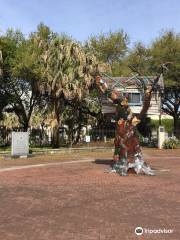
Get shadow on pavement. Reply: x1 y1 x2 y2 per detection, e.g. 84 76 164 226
94 159 113 165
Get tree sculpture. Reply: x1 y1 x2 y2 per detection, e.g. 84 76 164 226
95 74 163 176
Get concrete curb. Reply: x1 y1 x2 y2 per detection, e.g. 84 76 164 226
0 146 113 157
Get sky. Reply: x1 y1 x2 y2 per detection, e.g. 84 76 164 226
0 0 180 46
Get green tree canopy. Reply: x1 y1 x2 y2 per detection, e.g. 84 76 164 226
125 31 180 137
150 31 180 86
85 30 129 76
0 28 44 130
126 42 152 75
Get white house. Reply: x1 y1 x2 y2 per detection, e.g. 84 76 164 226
101 75 171 120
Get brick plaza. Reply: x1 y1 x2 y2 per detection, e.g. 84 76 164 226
0 149 179 240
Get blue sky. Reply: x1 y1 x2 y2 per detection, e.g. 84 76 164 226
0 0 179 46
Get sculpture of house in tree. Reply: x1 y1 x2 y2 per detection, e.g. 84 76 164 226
101 75 164 119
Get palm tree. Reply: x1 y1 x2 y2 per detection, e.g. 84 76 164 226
39 35 98 147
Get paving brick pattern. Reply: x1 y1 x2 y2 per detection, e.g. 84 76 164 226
0 149 179 240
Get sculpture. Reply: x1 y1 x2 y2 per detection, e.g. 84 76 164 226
95 74 163 176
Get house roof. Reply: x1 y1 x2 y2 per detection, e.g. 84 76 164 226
102 75 158 90
100 75 164 116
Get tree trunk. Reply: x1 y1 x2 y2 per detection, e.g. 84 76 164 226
74 111 83 144
174 115 180 139
52 124 59 148
51 98 63 148
18 115 29 131
22 122 29 132
74 124 82 144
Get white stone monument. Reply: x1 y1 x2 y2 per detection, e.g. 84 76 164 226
11 132 29 156
158 126 165 149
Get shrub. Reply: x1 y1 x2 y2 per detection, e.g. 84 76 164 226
151 119 174 132
163 138 180 149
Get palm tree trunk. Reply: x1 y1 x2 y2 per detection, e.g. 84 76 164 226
52 125 59 148
51 98 62 148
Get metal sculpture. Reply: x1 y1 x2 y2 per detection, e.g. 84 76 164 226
95 71 164 176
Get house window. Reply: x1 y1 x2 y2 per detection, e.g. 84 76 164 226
123 92 142 105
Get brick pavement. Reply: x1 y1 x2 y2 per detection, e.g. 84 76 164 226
0 149 179 240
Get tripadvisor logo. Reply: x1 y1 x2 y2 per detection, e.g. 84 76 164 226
135 226 173 235
135 227 143 235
